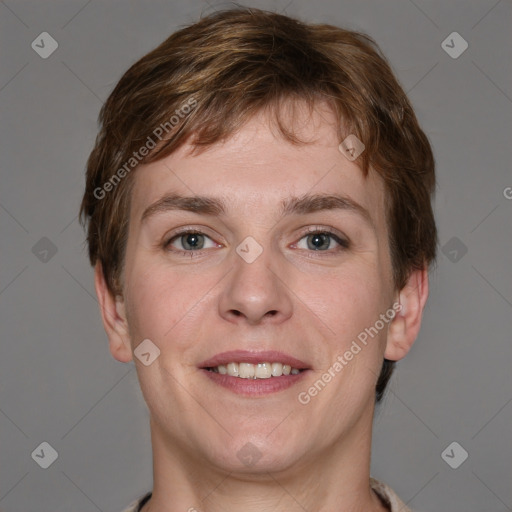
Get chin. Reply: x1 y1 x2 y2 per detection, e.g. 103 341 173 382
205 431 305 475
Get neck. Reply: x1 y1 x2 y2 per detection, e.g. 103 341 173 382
141 404 387 512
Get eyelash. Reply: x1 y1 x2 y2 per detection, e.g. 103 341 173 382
163 228 219 257
163 226 350 257
298 227 350 254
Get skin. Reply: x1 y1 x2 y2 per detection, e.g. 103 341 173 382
95 101 428 512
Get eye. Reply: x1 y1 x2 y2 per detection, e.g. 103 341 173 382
295 230 349 251
166 231 218 251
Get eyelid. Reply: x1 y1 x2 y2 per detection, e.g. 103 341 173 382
162 226 222 250
161 225 350 254
296 225 350 247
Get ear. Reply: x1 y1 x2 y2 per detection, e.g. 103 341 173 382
385 268 429 361
94 262 133 363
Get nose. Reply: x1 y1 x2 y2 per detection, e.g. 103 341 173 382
218 244 293 326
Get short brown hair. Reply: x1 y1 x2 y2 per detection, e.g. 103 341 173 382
80 7 437 402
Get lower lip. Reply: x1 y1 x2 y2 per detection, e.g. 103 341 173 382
201 369 309 396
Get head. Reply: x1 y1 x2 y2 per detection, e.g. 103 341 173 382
80 7 436 472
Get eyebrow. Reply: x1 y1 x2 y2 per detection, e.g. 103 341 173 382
141 194 226 221
141 192 373 228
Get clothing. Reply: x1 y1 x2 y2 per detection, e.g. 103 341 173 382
121 478 412 512
370 478 413 511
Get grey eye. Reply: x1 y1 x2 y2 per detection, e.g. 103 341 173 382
180 233 205 250
167 232 217 251
296 232 347 251
307 233 331 250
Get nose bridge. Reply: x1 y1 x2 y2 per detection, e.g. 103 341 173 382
218 236 293 324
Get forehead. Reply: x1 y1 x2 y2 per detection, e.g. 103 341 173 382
130 102 386 226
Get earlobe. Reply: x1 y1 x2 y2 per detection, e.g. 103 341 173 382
94 263 133 363
384 268 429 361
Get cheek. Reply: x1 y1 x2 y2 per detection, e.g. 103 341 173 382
296 262 388 339
303 268 390 410
123 258 216 347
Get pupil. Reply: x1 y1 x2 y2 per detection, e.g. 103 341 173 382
184 233 203 250
309 233 329 250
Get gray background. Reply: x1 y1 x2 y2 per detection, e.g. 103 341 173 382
1 0 511 511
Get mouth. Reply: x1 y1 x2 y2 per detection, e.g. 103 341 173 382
198 350 310 396
205 362 304 378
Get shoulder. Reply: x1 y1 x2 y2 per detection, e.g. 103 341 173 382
370 477 414 512
120 491 152 512
122 485 412 512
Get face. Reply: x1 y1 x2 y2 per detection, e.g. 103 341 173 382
111 102 402 474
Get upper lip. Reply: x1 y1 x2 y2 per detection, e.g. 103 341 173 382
199 350 310 369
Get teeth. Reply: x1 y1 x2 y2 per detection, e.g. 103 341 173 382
239 362 255 379
227 362 239 377
208 362 302 378
255 362 272 379
271 362 283 376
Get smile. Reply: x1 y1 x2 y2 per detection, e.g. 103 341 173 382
206 362 303 378
199 350 310 396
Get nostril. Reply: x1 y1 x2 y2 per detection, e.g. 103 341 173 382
227 309 279 320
